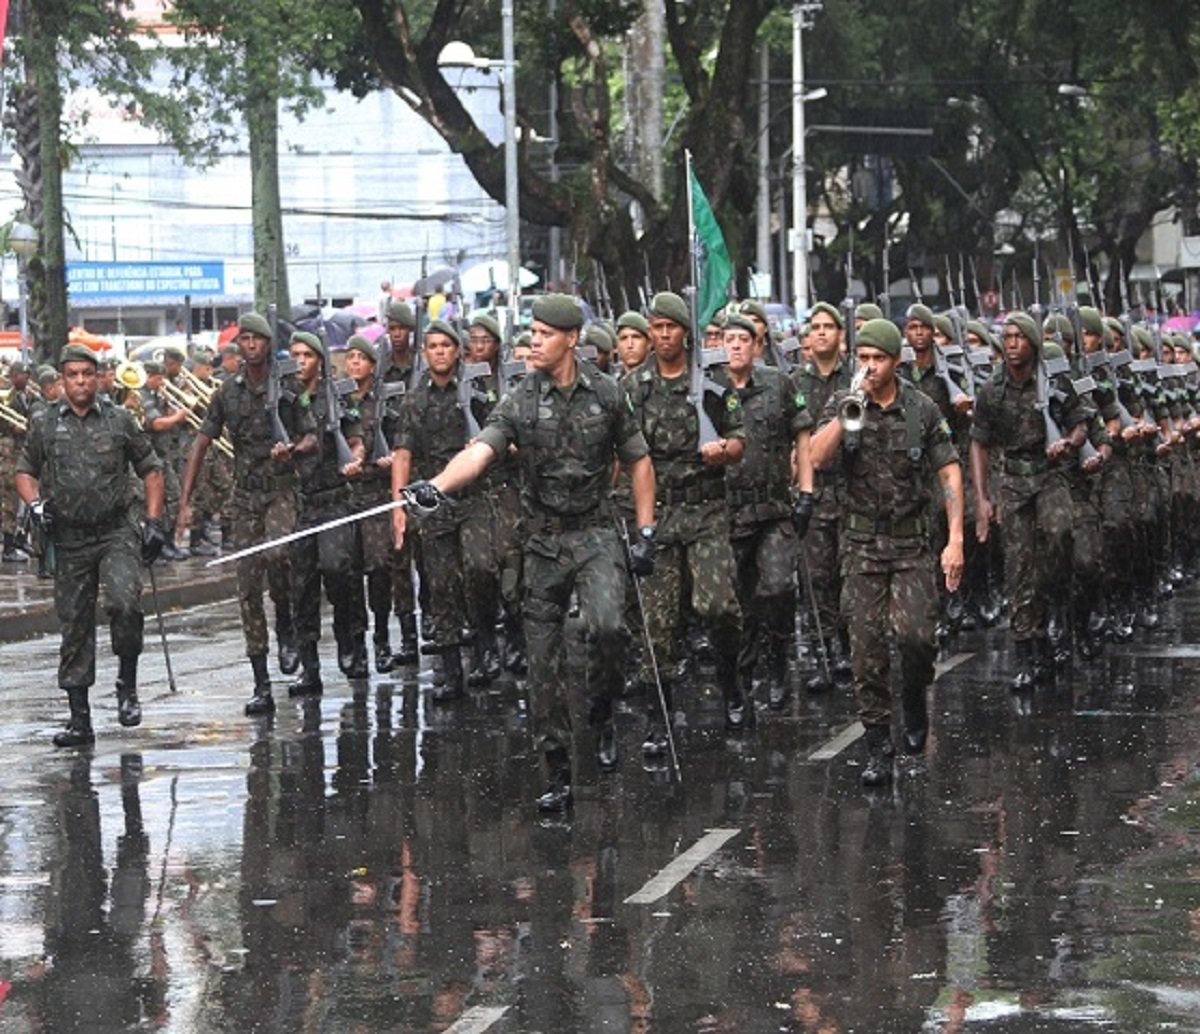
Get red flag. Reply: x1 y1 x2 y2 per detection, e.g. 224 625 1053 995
0 0 9 63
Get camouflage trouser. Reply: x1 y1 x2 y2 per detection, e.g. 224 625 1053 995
1100 454 1135 598
731 516 796 676
1068 473 1103 605
191 447 232 530
842 547 938 727
522 525 626 778
411 503 467 649
0 435 18 535
229 486 296 658
640 500 741 681
350 491 393 638
998 477 1072 641
291 496 363 647
1129 458 1158 591
392 528 418 618
459 490 506 632
801 513 842 643
54 519 144 689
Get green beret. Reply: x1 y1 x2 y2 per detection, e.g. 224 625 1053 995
161 343 187 362
1103 316 1124 339
855 302 883 322
737 299 767 324
469 313 502 342
1101 325 1113 349
905 303 935 329
933 313 955 340
289 330 324 358
220 344 240 357
386 301 416 329
1042 312 1074 344
856 318 902 357
424 319 461 347
59 344 99 368
616 311 649 335
514 330 532 348
724 312 758 337
9 360 30 375
238 312 272 338
648 291 690 328
1004 311 1040 348
1171 331 1189 351
585 324 615 353
531 293 584 331
143 359 165 375
345 334 377 363
809 301 844 328
1078 305 1104 336
1042 341 1066 360
966 319 994 347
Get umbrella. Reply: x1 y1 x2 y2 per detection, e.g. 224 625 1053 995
357 324 386 344
459 260 539 296
413 266 457 297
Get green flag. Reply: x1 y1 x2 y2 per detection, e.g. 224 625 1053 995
688 164 734 329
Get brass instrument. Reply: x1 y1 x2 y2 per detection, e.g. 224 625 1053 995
838 364 870 434
115 359 148 392
159 377 235 458
0 390 28 433
180 368 217 404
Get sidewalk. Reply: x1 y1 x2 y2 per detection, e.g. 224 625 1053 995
0 552 238 643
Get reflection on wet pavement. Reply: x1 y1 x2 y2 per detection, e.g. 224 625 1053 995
3 595 1200 1030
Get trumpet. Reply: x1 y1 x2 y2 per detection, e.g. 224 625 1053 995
115 359 148 392
838 364 870 434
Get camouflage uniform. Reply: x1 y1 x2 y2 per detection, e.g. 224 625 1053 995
723 364 808 694
384 354 421 635
791 354 853 669
0 399 23 544
476 363 648 780
623 360 744 709
139 386 184 532
199 370 309 660
1095 360 1138 634
17 395 162 690
818 381 957 730
971 363 1088 650
188 373 233 546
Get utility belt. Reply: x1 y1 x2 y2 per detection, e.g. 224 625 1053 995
236 471 296 494
728 482 790 508
844 512 926 539
300 483 351 511
1003 455 1048 477
54 512 127 544
814 468 841 487
529 504 611 535
657 479 726 506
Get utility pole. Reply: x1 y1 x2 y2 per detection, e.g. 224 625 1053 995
501 0 520 323
791 3 822 314
756 44 771 290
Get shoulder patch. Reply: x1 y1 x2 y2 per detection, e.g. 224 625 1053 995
299 392 311 409
726 393 741 412
794 391 807 411
937 417 951 437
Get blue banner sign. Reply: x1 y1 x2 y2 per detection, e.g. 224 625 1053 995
68 261 225 299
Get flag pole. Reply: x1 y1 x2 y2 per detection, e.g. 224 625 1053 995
685 148 699 298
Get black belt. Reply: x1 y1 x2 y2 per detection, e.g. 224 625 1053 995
55 514 126 543
658 480 726 505
844 512 926 538
236 472 295 493
531 508 608 534
1004 456 1048 477
728 483 789 508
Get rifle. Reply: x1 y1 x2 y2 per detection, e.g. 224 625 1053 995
457 358 492 437
880 244 892 319
945 255 957 309
958 255 970 316
408 297 426 392
841 297 857 356
683 285 728 448
933 337 973 407
371 335 405 463
1042 321 1099 464
265 305 299 446
1083 334 1137 430
970 256 984 317
908 267 923 304
317 327 357 470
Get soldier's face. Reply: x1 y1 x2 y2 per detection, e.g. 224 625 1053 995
528 320 576 373
1174 346 1191 365
617 328 648 370
423 333 460 376
650 318 687 364
1107 331 1125 354
855 347 898 395
1081 330 1104 355
238 331 270 365
222 352 241 371
905 319 933 353
11 371 27 390
723 328 755 373
346 350 375 383
388 321 411 351
97 370 114 392
290 344 322 383
62 361 98 408
704 323 723 347
808 314 841 359
1002 326 1034 367
467 329 499 364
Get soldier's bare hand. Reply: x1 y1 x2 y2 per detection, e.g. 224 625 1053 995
342 459 363 478
1081 452 1104 474
175 502 192 541
941 540 964 593
1046 439 1072 462
700 441 726 466
270 442 292 463
375 455 392 471
975 498 994 543
391 507 407 550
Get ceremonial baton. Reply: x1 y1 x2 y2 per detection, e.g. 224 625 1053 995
206 491 435 568
146 561 177 693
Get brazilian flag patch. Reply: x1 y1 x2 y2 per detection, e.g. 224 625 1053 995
726 393 741 412
794 391 807 411
938 418 951 437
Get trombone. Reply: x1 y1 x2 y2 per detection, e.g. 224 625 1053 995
180 368 217 404
158 380 234 458
0 391 27 434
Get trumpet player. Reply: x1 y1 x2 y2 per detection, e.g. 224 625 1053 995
810 319 964 787
0 361 34 562
185 350 231 557
140 361 189 560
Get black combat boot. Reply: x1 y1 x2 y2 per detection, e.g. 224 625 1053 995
805 639 835 694
2 532 28 562
1010 639 1034 692
764 636 791 712
245 655 275 715
642 680 673 758
536 748 573 812
834 629 853 685
289 643 323 697
372 610 392 673
900 682 928 754
432 648 464 702
502 613 527 674
53 687 95 748
860 724 893 787
467 626 501 686
275 604 300 676
1108 600 1134 642
1032 638 1054 685
189 528 217 557
391 613 419 666
716 654 749 731
115 656 142 728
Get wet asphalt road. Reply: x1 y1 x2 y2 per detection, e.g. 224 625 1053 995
4 589 1200 1032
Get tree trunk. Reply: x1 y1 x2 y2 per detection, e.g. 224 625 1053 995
245 46 289 317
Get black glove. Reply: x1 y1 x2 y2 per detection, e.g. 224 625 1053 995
28 498 54 534
628 526 656 577
791 490 815 539
405 480 447 512
141 517 169 564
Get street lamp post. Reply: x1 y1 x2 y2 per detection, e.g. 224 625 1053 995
439 8 521 332
791 3 822 315
9 221 37 364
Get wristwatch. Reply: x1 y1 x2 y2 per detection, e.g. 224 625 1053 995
638 525 656 541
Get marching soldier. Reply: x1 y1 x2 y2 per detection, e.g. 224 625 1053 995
624 290 745 752
178 312 312 715
394 293 655 812
186 350 231 556
810 319 964 786
16 344 167 746
140 360 189 560
0 360 32 561
615 311 651 375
